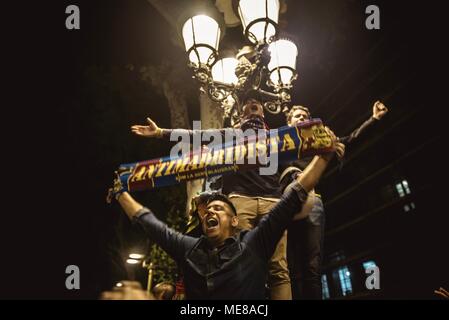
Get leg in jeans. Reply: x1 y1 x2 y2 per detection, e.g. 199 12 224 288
258 198 292 300
287 218 307 299
302 197 325 299
288 196 325 300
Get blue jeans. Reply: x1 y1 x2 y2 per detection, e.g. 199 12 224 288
287 196 325 300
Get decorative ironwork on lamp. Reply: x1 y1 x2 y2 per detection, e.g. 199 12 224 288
181 0 298 120
182 14 221 85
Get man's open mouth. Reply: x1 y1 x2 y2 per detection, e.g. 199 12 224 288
206 217 219 229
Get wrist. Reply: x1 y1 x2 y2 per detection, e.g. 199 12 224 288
321 152 334 162
115 191 125 201
155 127 163 138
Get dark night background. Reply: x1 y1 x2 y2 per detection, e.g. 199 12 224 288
2 0 445 300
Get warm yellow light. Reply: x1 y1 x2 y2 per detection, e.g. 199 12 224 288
238 0 280 44
211 57 239 85
126 258 140 265
182 15 221 66
129 253 145 259
268 39 298 86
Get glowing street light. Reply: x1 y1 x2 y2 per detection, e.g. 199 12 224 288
211 57 239 85
129 253 145 260
182 14 221 68
126 258 140 265
238 0 280 44
268 38 298 89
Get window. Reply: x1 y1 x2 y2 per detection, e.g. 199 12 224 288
363 260 377 271
322 274 330 300
337 266 353 296
396 180 411 198
403 201 416 212
402 180 411 194
395 183 405 197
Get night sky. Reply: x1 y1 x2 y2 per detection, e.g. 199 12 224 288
2 0 444 299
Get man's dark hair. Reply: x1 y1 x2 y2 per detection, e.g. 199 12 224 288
185 192 237 236
287 105 311 123
206 193 238 216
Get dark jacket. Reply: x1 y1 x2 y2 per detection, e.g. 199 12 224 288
134 183 308 299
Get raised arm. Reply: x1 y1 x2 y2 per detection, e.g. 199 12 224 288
131 117 233 140
246 131 338 261
339 100 388 144
110 191 196 261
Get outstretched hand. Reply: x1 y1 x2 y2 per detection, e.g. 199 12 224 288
131 117 161 138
